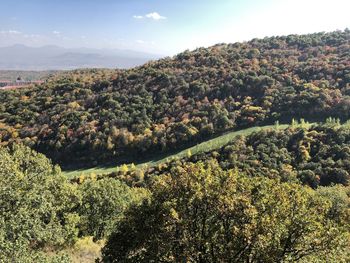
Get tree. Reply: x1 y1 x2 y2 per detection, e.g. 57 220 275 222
78 178 149 240
0 144 80 261
101 161 349 262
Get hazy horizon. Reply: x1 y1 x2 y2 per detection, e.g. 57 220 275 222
1 0 349 56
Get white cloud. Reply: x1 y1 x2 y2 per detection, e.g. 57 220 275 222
145 12 166 20
23 34 41 39
0 30 49 47
52 30 61 35
136 39 156 46
9 30 21 34
133 12 166 21
0 30 21 35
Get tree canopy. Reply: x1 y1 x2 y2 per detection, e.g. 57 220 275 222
0 144 149 261
101 161 350 262
0 30 349 168
0 144 79 262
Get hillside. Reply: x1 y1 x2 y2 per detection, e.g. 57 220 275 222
75 120 348 189
63 123 291 178
0 30 349 168
121 120 350 188
0 70 58 82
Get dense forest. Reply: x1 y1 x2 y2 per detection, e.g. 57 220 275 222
1 31 350 262
0 30 349 167
1 137 349 262
108 121 350 188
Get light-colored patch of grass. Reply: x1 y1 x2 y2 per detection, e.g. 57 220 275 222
63 122 313 179
136 124 289 170
64 165 121 179
65 236 104 263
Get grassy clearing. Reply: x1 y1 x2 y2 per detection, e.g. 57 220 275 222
63 122 309 178
48 237 103 263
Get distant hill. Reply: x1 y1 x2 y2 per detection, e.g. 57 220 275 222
0 44 161 70
0 70 58 82
0 30 349 168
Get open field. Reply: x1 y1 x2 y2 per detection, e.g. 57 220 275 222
63 123 296 178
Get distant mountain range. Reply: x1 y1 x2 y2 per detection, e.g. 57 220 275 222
0 44 162 70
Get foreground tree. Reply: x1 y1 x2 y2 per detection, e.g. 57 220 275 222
0 145 80 262
78 178 150 240
101 161 349 262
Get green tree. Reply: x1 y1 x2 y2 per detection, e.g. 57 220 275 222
101 161 349 262
0 144 80 261
78 178 149 240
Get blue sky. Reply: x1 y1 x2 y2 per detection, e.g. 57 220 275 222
0 0 349 55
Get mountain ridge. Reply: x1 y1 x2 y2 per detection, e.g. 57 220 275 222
0 44 162 70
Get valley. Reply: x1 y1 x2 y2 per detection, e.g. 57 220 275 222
63 123 292 178
0 29 349 262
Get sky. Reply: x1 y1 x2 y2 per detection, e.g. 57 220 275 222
0 0 349 55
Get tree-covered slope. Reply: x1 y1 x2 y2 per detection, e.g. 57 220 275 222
0 30 349 167
108 121 349 188
1 143 349 262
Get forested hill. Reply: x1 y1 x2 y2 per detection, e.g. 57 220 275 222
0 30 349 167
